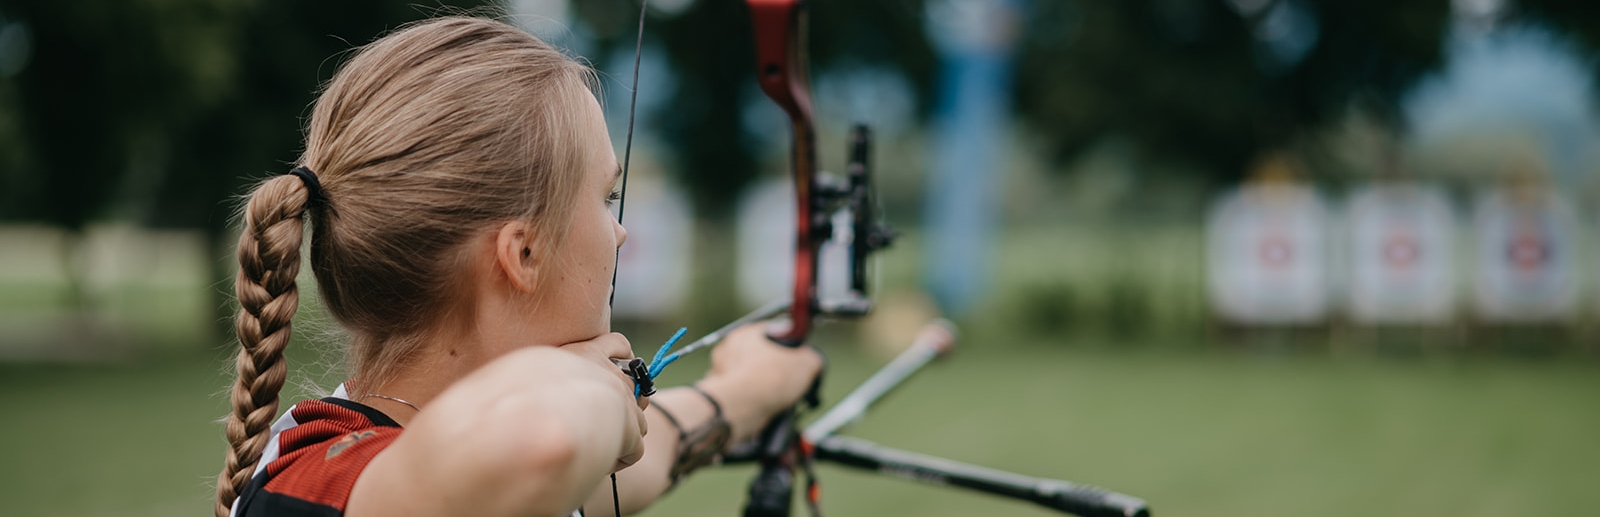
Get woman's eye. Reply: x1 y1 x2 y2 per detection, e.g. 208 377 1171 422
606 189 622 206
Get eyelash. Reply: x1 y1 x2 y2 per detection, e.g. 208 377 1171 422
606 189 622 206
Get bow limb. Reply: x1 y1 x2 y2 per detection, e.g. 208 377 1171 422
749 0 820 346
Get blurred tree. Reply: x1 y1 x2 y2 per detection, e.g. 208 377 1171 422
1520 0 1600 68
151 1 486 234
0 0 485 322
16 1 1600 229
159 0 487 333
1014 0 1451 183
578 0 1463 201
576 0 935 217
0 0 242 308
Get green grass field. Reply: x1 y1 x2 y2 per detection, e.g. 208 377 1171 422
2 339 1597 517
3 224 1598 516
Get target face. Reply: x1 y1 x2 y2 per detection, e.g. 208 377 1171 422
1473 188 1578 323
1257 235 1295 269
1381 233 1421 269
1506 225 1551 272
1207 184 1329 325
1345 184 1456 325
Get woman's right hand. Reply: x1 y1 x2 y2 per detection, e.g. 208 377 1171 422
558 332 649 471
696 324 824 442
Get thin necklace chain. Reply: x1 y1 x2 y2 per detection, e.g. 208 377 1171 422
359 394 420 412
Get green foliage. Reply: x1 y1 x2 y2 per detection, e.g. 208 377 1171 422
579 0 935 217
6 0 1587 227
0 0 234 227
1521 0 1600 62
0 0 490 232
1015 0 1451 181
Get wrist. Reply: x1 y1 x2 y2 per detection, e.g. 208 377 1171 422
692 376 765 442
650 386 733 485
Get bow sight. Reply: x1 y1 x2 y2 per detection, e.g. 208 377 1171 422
815 125 896 317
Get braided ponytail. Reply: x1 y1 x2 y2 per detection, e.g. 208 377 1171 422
215 174 314 516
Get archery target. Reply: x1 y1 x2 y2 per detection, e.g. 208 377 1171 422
610 175 693 319
1206 184 1331 325
1344 184 1457 325
1472 187 1579 322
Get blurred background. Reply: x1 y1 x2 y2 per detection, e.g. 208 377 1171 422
3 0 1599 515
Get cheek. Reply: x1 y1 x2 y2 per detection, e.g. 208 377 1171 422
590 211 619 281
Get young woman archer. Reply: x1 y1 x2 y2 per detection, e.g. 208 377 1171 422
215 16 822 517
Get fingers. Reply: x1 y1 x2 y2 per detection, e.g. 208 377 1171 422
614 445 643 473
614 396 648 473
560 333 639 391
615 421 644 470
586 332 635 361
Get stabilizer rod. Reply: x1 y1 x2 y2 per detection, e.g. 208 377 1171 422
812 435 1150 517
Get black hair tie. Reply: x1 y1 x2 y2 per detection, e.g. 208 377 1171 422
287 166 326 207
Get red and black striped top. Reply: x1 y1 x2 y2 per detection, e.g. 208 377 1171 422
230 398 401 517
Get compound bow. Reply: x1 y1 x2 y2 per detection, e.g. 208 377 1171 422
733 1 893 516
613 1 1149 516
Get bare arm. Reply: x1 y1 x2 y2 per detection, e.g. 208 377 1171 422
347 345 644 517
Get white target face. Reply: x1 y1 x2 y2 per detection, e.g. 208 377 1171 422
1206 184 1330 325
1257 235 1296 269
1472 188 1579 323
1381 233 1421 269
1344 184 1457 325
1505 228 1551 271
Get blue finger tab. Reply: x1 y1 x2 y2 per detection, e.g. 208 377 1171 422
633 327 688 397
626 358 654 397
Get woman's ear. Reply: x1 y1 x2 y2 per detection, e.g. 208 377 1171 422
493 221 540 294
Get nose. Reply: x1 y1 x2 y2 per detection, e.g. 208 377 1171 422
615 219 628 249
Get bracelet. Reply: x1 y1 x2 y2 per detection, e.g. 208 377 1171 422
687 383 723 417
652 385 732 486
652 401 686 435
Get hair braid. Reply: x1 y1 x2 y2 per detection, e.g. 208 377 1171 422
215 175 313 516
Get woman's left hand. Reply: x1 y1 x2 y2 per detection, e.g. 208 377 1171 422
696 324 823 442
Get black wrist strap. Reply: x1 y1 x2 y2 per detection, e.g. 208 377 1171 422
688 383 723 417
654 385 733 487
652 401 686 435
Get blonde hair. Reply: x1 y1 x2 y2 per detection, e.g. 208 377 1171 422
215 17 596 516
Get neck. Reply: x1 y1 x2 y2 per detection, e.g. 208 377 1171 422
349 350 466 427
349 289 572 426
